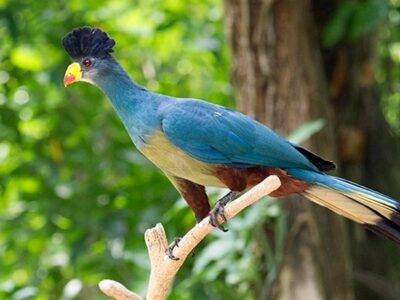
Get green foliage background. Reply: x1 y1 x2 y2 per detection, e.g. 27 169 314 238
0 0 237 299
1 0 400 299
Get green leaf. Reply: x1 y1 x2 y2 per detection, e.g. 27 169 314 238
287 119 325 144
322 2 356 47
193 239 236 274
322 0 388 47
348 0 388 40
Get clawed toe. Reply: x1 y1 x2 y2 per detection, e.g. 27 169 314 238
208 190 240 232
209 203 228 232
165 237 182 260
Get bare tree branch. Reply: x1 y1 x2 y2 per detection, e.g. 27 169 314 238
98 279 142 300
99 175 281 300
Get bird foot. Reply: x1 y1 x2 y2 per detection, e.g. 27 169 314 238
165 237 182 260
209 191 240 232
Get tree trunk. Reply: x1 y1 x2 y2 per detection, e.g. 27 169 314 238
322 31 400 300
223 0 354 299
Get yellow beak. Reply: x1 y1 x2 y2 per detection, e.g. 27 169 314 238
64 62 82 87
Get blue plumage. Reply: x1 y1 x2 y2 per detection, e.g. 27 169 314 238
63 27 400 243
160 98 320 170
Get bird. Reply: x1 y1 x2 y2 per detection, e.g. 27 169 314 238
62 26 400 253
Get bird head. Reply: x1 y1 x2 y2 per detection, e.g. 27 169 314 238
62 27 116 87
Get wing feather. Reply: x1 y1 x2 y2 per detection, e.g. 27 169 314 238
159 99 319 171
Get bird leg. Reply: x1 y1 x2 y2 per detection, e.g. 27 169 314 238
165 237 182 260
209 191 241 231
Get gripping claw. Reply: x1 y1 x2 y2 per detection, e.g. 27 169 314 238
209 191 240 232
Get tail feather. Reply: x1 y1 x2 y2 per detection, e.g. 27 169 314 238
303 186 382 225
288 169 400 244
364 222 400 245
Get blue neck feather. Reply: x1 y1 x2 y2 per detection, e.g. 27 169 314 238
92 58 160 146
95 60 147 111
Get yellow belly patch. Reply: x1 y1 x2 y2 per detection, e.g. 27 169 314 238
139 130 224 187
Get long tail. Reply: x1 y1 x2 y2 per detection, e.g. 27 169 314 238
288 169 400 243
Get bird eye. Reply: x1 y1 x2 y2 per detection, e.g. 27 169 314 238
82 58 93 68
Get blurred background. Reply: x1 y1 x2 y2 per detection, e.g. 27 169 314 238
1 0 400 299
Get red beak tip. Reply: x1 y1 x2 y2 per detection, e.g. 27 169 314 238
64 74 75 87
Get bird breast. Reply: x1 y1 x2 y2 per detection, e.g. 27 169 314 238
139 130 225 187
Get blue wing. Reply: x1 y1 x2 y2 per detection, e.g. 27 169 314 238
159 98 320 171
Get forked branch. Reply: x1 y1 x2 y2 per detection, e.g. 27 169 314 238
99 175 281 300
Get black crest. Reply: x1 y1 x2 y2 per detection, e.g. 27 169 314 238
62 26 115 59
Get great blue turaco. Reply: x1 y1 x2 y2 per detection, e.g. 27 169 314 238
62 27 400 258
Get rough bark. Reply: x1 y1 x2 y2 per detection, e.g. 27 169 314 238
223 0 354 299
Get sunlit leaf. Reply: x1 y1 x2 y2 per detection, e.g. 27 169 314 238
10 46 45 71
287 118 325 144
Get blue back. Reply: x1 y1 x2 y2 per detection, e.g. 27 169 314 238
159 98 320 171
